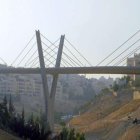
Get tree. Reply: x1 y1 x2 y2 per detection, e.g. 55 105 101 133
28 113 34 126
1 95 10 128
62 127 69 140
125 76 130 85
3 95 7 106
79 133 85 140
112 81 119 92
68 128 76 140
9 94 15 116
21 107 25 124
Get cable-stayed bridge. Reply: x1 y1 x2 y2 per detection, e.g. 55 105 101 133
0 30 140 130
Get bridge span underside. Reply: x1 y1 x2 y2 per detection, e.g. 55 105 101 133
0 66 140 74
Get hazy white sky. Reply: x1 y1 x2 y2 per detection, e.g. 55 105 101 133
0 0 140 70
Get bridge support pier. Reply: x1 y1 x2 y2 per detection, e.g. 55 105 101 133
36 30 65 130
49 35 65 129
36 30 50 128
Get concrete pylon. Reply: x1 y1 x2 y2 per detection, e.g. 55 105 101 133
36 30 50 127
49 35 65 129
36 30 65 130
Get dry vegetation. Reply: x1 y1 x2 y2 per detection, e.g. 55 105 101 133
69 90 140 139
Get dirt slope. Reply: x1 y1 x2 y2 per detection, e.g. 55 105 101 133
69 90 140 140
0 129 21 140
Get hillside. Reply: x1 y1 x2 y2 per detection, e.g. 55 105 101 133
0 129 21 140
70 88 132 126
69 89 140 140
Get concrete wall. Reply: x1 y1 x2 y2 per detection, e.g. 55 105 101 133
133 90 140 100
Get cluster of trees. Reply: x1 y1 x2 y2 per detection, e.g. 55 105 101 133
0 95 85 140
111 76 140 91
60 127 85 140
0 95 51 139
132 78 140 87
111 76 131 92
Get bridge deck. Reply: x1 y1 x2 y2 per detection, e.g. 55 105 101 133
0 66 140 74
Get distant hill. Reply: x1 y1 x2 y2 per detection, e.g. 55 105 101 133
69 88 140 140
55 75 114 113
4 74 113 115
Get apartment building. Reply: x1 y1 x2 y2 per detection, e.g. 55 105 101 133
127 53 140 80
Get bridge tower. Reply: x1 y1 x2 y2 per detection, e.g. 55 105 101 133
36 30 65 130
